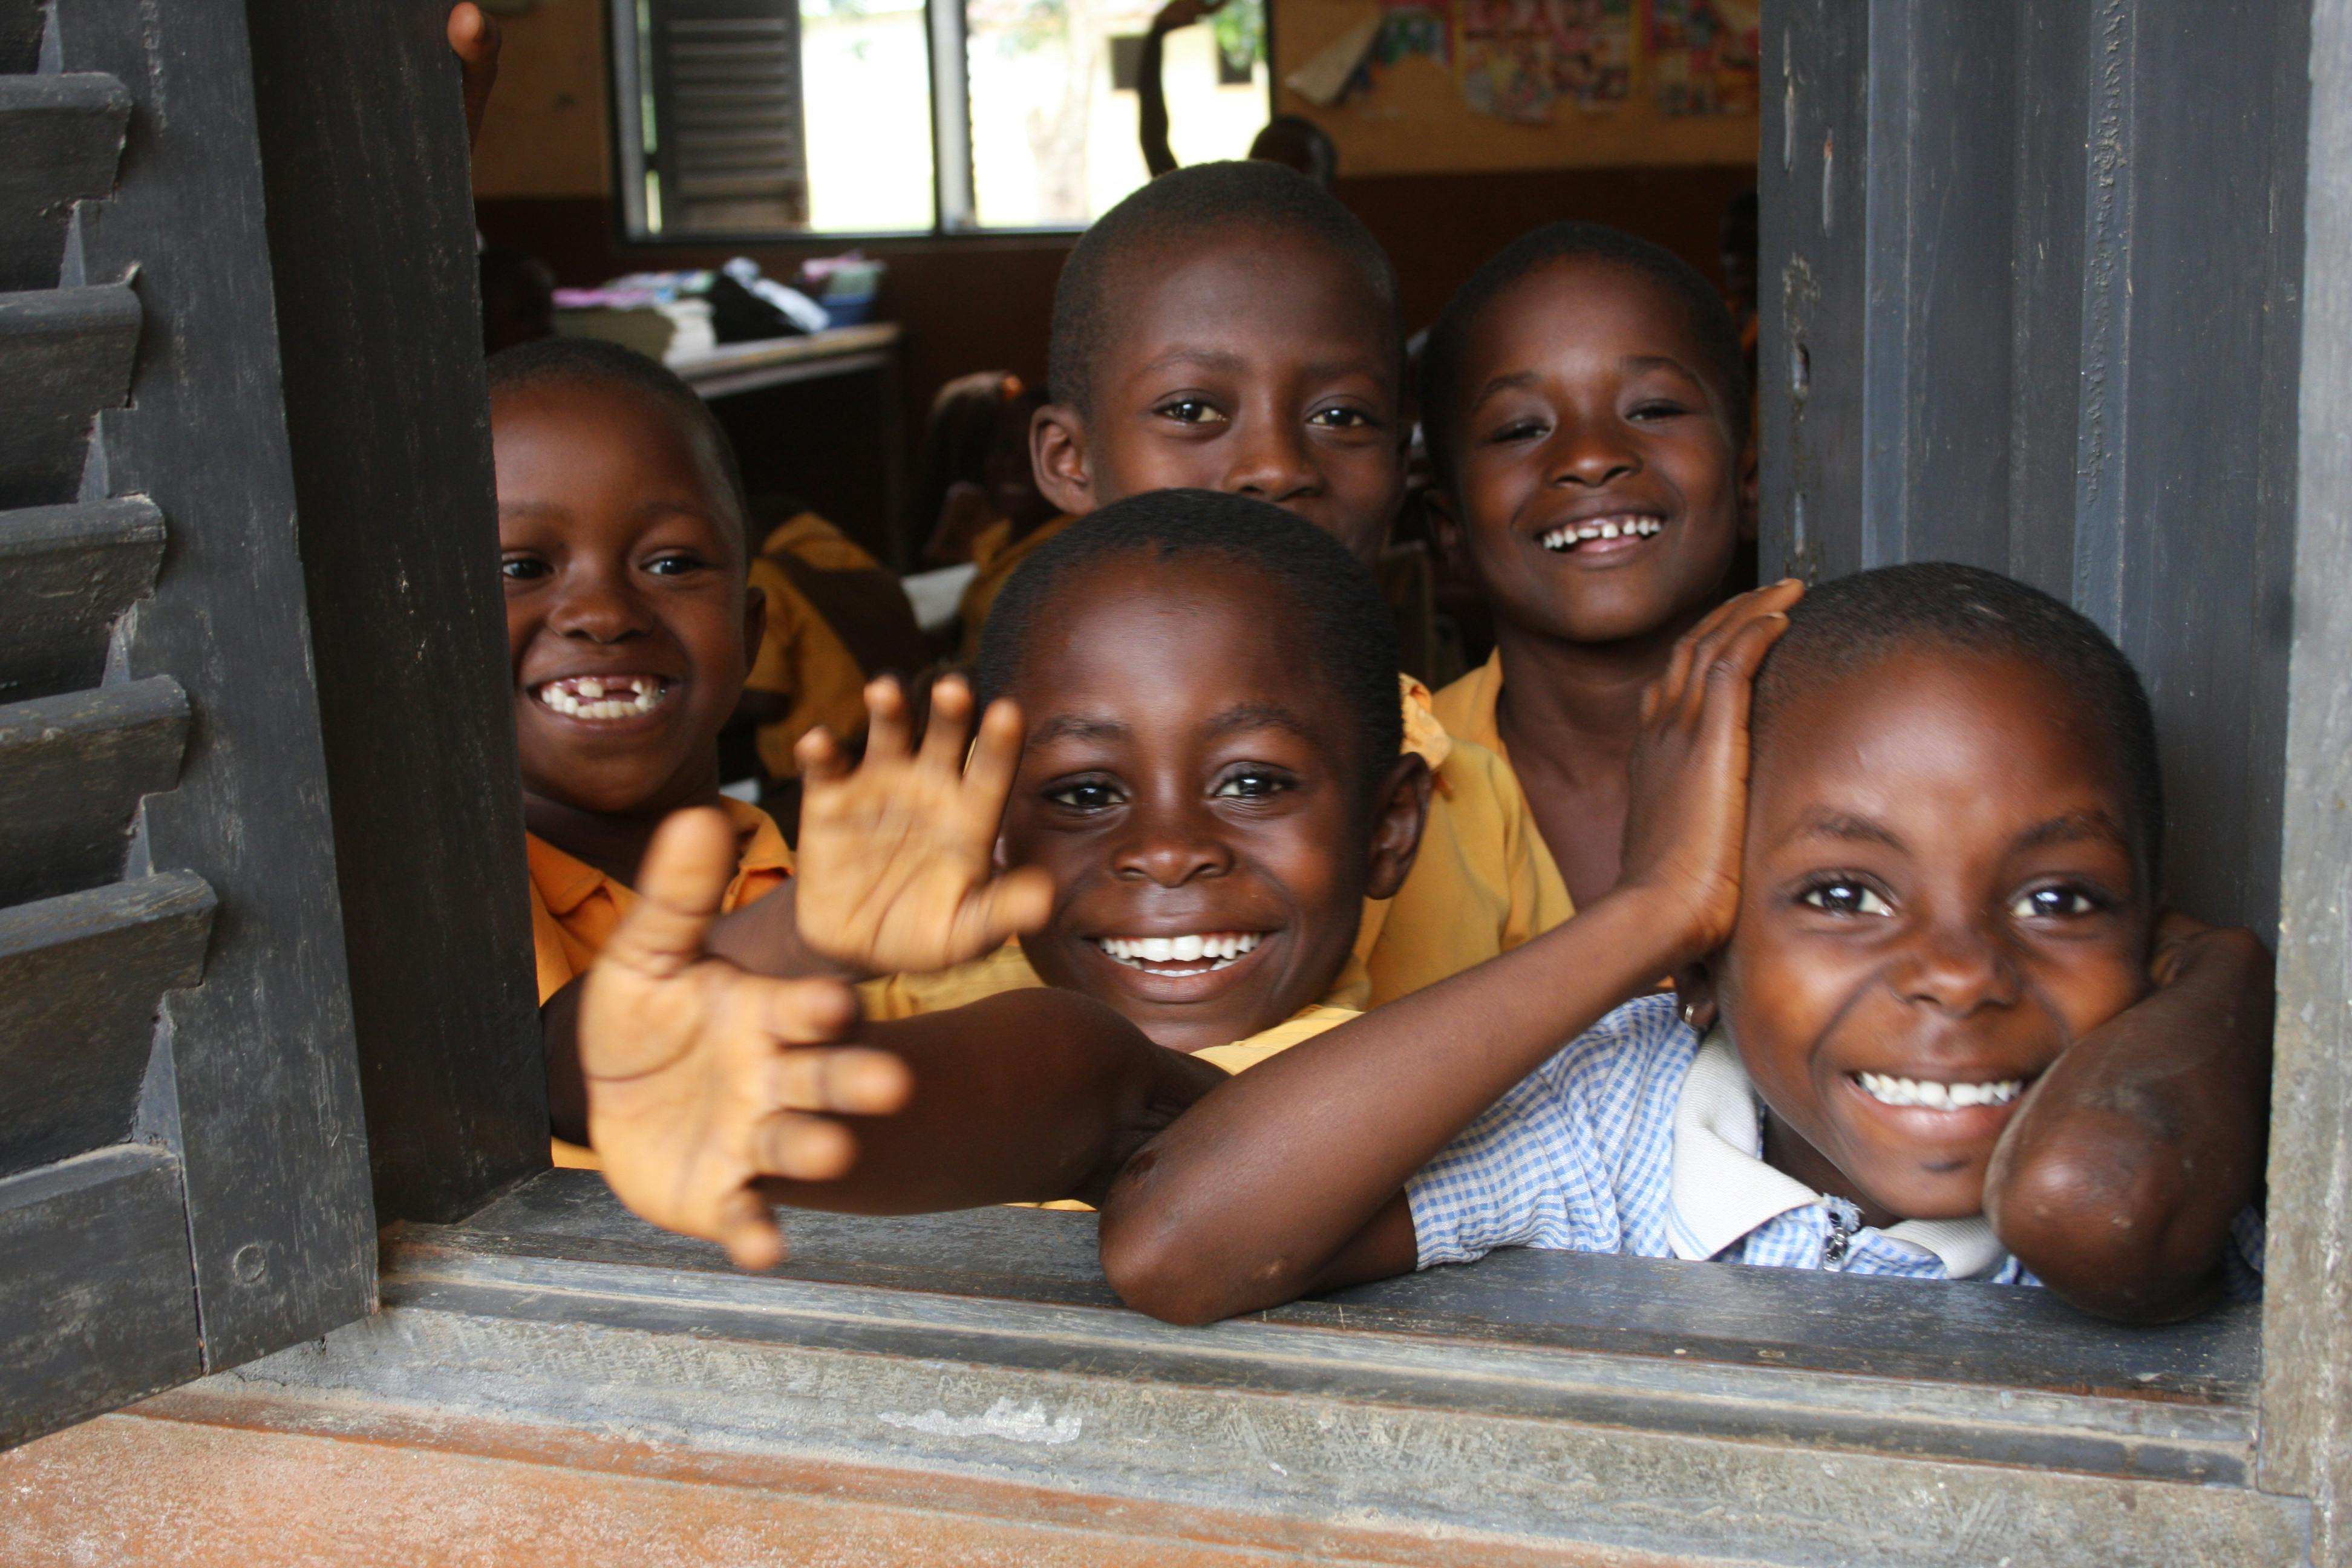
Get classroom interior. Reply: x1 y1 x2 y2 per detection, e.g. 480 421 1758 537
5 0 2351 1563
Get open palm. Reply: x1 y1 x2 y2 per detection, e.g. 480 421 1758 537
792 675 1054 975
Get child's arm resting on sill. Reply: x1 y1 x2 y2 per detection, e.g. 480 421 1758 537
1987 912 2273 1322
699 673 1054 981
1098 583 1803 1325
584 809 1223 1266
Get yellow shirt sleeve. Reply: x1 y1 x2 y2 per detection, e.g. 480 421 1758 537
1356 736 1575 1008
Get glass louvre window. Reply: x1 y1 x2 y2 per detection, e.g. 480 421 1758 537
613 0 1267 238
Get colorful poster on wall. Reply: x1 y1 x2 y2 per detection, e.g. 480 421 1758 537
1645 0 1760 116
1457 0 1632 125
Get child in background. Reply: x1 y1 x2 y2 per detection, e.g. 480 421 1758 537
737 494 927 802
1099 565 2270 1325
1423 222 1756 909
942 160 1571 1010
910 371 1056 570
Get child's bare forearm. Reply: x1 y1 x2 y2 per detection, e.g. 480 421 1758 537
704 882 871 982
1100 884 1694 1324
1987 923 2272 1321
759 988 1226 1214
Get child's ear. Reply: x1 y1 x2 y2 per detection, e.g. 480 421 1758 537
1363 753 1432 901
1737 422 1760 544
1030 402 1095 517
1671 961 1721 1033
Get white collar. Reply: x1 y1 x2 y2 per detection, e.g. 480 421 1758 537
1666 1029 2010 1279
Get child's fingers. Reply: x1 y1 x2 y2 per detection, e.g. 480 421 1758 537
748 1109 861 1181
794 724 851 785
749 973 861 1046
1674 581 1803 728
770 1045 913 1116
960 697 1027 807
960 865 1056 949
599 808 736 983
711 1186 786 1272
919 674 975 774
862 676 913 760
1694 610 1792 753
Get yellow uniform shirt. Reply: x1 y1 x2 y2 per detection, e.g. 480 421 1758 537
957 513 1077 662
1356 675 1575 1007
529 797 794 1169
1430 649 1570 897
744 513 899 779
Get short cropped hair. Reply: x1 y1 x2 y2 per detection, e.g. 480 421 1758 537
1419 221 1749 490
1754 563 2166 889
975 489 1403 807
1047 161 1401 414
486 336 750 548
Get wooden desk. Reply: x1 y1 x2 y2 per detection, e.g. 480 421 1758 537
667 324 912 569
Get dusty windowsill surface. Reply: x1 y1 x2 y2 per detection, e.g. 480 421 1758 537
2 1172 2299 1567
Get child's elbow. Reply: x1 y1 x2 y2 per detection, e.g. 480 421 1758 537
1099 1209 1281 1326
1989 1128 2215 1323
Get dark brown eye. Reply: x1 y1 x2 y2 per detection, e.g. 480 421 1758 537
1800 880 1892 917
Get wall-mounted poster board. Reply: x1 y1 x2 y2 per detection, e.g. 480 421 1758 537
1272 0 1758 175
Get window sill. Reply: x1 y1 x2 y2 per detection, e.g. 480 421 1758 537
143 1171 2298 1564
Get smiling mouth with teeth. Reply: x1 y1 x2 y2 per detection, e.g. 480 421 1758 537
1539 514 1665 552
1855 1072 2026 1111
535 675 671 720
1094 932 1263 975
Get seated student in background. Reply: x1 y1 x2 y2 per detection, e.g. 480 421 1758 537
1098 565 2271 1325
1422 221 1760 912
736 492 927 810
910 371 1056 570
947 160 1570 1008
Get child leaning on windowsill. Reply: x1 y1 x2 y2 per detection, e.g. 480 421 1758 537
1097 564 2270 1326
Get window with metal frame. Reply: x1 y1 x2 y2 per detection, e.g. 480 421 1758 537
607 0 1274 240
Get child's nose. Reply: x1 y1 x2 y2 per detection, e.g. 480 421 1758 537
1113 802 1236 887
1224 422 1321 504
547 570 652 642
1886 917 2024 1016
1550 425 1639 488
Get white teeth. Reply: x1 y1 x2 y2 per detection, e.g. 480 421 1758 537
1857 1072 2024 1110
536 678 667 719
1093 932 1261 972
1539 516 1665 552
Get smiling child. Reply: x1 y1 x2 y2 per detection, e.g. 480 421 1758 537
915 162 1570 1013
1099 565 2270 1324
968 489 1428 1062
1422 222 1754 910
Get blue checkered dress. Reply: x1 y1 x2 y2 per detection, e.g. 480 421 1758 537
1406 991 2265 1296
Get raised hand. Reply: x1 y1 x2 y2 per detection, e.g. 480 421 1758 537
446 2 503 149
583 808 913 1269
1618 578 1803 964
791 674 1055 976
